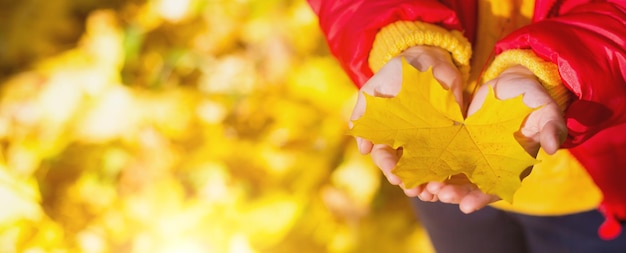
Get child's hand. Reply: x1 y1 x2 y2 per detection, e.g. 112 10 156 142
423 65 568 214
469 65 567 156
349 45 463 196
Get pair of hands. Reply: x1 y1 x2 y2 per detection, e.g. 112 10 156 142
351 46 567 213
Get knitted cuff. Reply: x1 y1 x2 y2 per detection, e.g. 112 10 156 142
483 49 573 111
368 21 472 82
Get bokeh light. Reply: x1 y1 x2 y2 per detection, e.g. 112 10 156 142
0 0 433 252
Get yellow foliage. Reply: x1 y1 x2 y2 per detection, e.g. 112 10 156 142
0 1 432 253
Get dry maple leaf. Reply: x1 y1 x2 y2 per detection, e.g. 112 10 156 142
349 58 538 202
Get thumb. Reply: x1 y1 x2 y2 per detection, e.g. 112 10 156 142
431 62 464 110
349 93 374 154
539 119 567 155
349 57 402 155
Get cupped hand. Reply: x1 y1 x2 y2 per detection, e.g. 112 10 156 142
469 65 567 156
426 65 568 213
349 45 464 198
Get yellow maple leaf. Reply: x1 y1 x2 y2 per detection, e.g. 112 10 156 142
350 58 538 202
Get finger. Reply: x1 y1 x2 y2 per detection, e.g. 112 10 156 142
534 103 566 155
426 193 439 202
421 182 444 202
539 119 567 155
425 181 445 195
402 46 463 108
431 62 464 108
519 101 565 155
406 184 435 200
365 57 403 98
405 187 422 198
350 59 404 154
349 90 367 124
469 75 548 115
402 46 441 71
416 189 434 200
371 144 402 185
436 183 477 204
356 137 373 155
459 190 500 214
467 81 492 116
490 72 552 109
412 184 426 196
349 93 374 154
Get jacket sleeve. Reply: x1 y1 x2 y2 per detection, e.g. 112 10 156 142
307 0 476 87
495 1 626 147
495 1 626 240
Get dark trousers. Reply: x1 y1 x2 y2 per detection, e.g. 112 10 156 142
411 199 626 253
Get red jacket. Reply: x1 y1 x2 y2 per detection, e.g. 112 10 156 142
309 0 626 239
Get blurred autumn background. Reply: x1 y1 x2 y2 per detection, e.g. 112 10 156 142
0 0 433 252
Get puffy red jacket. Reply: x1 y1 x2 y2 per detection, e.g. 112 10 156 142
309 0 626 240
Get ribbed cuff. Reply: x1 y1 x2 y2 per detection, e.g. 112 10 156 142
368 21 472 82
483 49 573 111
